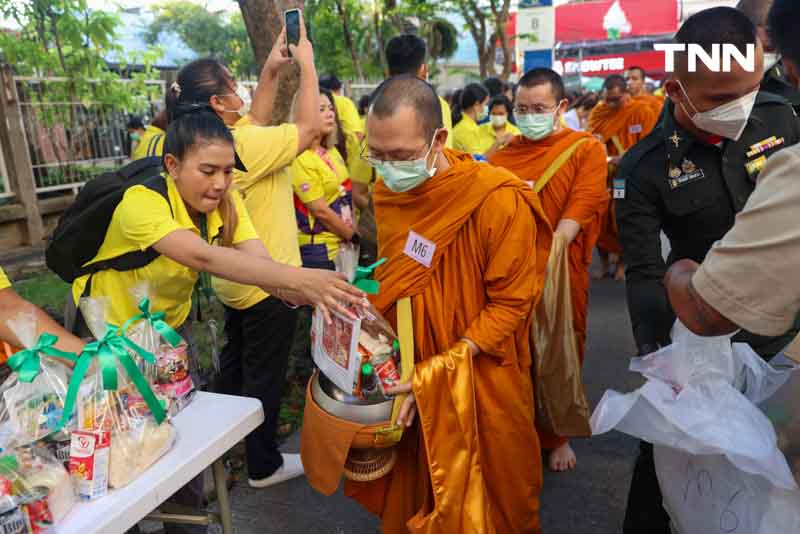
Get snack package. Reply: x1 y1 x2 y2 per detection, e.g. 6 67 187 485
0 446 76 532
62 297 176 490
0 313 75 452
125 284 195 416
311 301 401 398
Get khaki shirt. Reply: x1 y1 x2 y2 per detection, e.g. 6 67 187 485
693 144 800 337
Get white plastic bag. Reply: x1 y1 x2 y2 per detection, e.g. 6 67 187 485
591 321 800 533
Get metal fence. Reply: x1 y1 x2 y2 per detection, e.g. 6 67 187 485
13 76 166 196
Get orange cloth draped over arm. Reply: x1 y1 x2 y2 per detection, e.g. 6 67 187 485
345 150 551 534
588 100 658 254
490 130 608 449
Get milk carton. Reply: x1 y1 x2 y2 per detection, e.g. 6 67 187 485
69 430 110 500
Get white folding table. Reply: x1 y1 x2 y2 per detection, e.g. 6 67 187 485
59 391 264 534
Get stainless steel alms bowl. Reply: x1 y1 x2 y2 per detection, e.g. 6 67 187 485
311 372 394 425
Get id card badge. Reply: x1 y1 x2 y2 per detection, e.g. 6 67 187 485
403 230 436 268
613 178 626 199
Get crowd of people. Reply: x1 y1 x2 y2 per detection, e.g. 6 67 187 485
1 0 800 532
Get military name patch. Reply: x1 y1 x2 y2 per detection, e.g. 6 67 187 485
668 158 705 189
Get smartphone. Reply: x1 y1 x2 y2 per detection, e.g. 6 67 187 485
285 9 301 55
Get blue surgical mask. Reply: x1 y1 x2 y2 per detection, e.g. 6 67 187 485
478 104 489 121
517 112 556 141
368 136 438 193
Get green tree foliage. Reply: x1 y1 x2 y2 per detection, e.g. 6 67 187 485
146 1 257 78
0 0 163 112
305 0 459 82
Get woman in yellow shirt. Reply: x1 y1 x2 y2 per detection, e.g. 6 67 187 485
130 111 168 160
478 95 521 151
291 88 355 270
452 83 512 158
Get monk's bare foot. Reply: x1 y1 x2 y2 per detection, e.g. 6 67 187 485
614 265 626 281
548 442 577 472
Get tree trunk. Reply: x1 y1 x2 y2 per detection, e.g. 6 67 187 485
237 0 304 125
373 6 387 77
333 0 364 80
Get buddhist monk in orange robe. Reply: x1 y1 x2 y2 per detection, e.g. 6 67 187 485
345 75 552 533
489 68 608 472
626 65 666 117
588 74 658 280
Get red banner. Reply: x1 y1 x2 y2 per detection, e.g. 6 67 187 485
556 0 679 42
553 50 667 78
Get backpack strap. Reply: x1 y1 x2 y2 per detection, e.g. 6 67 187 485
147 134 164 157
534 137 589 193
78 174 171 277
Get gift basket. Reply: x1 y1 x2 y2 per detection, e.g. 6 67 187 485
302 251 414 488
59 297 176 493
0 312 75 453
124 285 195 417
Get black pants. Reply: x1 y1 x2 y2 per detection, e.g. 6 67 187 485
215 296 299 479
623 441 672 534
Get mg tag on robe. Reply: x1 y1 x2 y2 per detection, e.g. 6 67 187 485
403 230 436 268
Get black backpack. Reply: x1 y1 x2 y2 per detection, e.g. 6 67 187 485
46 156 171 283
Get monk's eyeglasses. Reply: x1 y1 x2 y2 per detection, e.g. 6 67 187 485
359 138 431 166
514 100 565 115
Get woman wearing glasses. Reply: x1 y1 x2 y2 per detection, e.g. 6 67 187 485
291 88 356 271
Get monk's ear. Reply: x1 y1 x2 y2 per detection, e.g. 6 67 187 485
432 128 448 152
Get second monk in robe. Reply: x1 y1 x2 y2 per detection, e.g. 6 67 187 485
346 75 552 533
588 74 658 280
490 67 608 472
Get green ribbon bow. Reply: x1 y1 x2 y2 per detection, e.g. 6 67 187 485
122 298 183 347
353 258 387 295
57 325 166 430
7 333 78 383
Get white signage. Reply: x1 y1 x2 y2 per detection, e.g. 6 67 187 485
654 43 756 73
553 56 626 76
516 6 555 51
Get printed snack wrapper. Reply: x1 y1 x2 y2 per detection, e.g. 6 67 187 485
311 300 400 397
0 445 76 532
63 297 176 489
125 284 195 417
0 312 75 452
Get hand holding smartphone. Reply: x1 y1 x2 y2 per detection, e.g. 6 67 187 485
285 8 301 57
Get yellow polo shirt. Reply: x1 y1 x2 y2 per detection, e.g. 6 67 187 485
333 95 363 139
452 114 484 154
72 175 258 328
212 119 302 310
131 125 165 160
477 121 520 153
439 96 454 149
291 147 351 262
0 268 10 290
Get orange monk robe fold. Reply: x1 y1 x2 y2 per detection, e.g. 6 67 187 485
489 129 608 449
587 99 658 254
345 150 552 534
633 93 666 118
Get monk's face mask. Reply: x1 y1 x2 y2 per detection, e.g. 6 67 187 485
366 131 441 193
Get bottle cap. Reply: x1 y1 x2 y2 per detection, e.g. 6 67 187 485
393 340 400 351
361 364 374 375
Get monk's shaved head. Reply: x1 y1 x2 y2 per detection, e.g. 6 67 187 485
603 74 628 93
369 75 443 139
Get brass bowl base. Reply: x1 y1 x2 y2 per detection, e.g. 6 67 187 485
343 447 397 482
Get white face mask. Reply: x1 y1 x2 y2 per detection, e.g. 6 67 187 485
234 83 252 117
764 52 781 73
219 83 252 117
490 115 508 128
677 80 757 141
